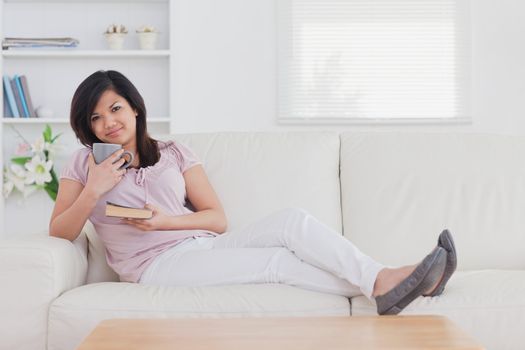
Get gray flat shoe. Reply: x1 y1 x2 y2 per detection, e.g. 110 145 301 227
375 246 447 315
428 229 457 297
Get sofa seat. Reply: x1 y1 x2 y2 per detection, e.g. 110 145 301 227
351 270 525 350
48 282 350 350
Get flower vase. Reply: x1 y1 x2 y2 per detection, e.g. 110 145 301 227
105 33 126 50
137 32 159 50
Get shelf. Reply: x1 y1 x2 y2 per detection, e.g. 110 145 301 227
2 118 171 123
5 0 167 3
2 118 71 124
2 50 170 58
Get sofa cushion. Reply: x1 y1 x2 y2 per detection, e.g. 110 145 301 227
48 283 350 350
160 132 342 233
340 132 525 269
351 270 525 350
82 220 119 283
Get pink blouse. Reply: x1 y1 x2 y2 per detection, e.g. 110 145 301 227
60 140 218 283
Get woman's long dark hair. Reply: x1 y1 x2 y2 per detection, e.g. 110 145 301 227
70 70 160 168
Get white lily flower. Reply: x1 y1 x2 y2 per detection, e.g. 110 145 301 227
3 164 28 198
24 155 53 186
7 164 28 192
31 137 46 153
44 142 63 160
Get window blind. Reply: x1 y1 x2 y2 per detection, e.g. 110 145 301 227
277 0 471 123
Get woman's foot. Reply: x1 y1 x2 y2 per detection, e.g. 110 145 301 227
373 246 447 315
373 229 457 299
373 264 444 298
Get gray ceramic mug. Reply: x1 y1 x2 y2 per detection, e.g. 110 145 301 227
92 143 134 170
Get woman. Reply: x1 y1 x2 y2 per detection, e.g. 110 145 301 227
49 70 457 315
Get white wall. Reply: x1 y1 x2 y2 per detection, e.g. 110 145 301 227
4 0 525 236
172 0 525 135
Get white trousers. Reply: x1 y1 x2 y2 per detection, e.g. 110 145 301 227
139 207 385 300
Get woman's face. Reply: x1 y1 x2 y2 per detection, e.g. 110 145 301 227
90 89 137 147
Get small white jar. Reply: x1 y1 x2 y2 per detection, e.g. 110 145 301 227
104 33 127 50
137 32 159 50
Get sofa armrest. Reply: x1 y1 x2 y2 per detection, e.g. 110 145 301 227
0 233 88 350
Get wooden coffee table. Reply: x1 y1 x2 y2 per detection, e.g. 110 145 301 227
77 316 484 350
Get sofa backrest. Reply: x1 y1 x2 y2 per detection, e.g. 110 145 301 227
340 132 525 270
169 132 342 232
86 131 342 282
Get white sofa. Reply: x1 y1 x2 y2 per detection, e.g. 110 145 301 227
1 131 525 350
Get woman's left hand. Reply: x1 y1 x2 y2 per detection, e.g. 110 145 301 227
123 203 172 231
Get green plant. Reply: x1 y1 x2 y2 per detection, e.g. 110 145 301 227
3 124 62 201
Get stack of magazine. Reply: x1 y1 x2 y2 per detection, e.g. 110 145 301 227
2 37 79 50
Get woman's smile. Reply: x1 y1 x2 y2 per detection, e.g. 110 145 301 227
106 127 123 138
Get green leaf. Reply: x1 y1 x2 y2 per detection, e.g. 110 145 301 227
43 124 52 143
10 156 32 165
50 168 58 181
51 132 62 143
50 183 58 192
44 185 57 201
45 173 59 201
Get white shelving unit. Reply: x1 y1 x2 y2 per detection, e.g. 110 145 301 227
0 0 176 236
2 50 171 58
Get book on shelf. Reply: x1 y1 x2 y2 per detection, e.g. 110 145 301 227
3 88 12 117
2 75 19 118
20 76 35 117
10 77 24 117
14 75 30 118
2 74 36 118
2 37 79 50
105 201 153 219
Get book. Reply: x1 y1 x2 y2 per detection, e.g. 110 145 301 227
2 75 19 117
8 76 23 118
14 75 30 118
3 87 13 117
105 201 153 219
19 75 35 117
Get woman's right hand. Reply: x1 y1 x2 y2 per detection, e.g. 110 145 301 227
85 149 127 199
